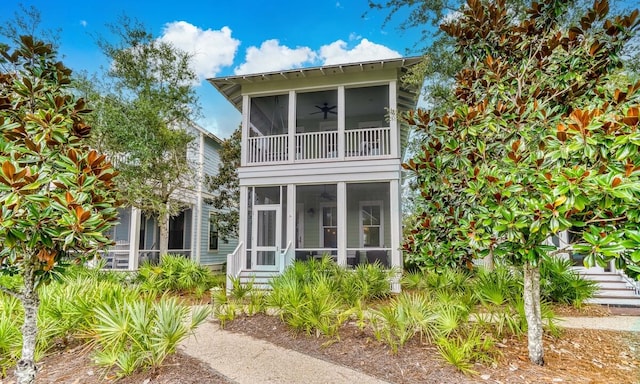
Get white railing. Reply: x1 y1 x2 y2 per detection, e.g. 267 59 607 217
295 131 338 160
279 241 293 273
345 127 391 158
246 127 392 164
226 242 244 292
248 134 288 164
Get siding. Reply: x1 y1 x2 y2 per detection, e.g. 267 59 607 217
199 134 238 265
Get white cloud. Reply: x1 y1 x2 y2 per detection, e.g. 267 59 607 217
159 21 240 81
80 20 87 27
319 38 401 65
441 10 463 25
234 39 317 75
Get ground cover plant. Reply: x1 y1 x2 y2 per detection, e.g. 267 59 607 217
212 258 597 375
0 263 211 381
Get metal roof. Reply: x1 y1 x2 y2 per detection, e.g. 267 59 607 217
208 56 424 113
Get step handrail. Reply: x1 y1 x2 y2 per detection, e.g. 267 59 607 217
618 269 640 295
279 241 293 273
226 241 244 292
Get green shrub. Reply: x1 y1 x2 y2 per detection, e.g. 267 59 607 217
137 254 217 296
540 256 598 307
90 296 210 378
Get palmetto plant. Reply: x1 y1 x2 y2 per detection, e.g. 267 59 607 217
137 254 217 296
90 295 210 378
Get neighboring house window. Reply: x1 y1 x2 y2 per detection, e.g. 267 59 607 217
209 214 219 251
360 201 383 247
320 203 337 248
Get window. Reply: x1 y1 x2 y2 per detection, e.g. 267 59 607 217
320 203 337 248
209 214 218 251
360 201 383 247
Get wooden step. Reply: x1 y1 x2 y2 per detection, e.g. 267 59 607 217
594 287 638 297
585 296 640 307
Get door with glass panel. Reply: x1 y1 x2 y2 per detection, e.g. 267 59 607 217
251 204 281 270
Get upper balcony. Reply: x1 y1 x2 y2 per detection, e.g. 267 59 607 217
246 86 396 165
208 57 424 168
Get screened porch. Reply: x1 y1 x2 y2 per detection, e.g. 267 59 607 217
246 85 395 165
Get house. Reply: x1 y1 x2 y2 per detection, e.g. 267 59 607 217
209 57 423 291
101 122 238 270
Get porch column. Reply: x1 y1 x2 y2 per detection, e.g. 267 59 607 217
241 95 249 167
337 86 345 160
389 80 399 159
390 179 402 292
288 90 296 163
239 186 248 270
194 131 205 263
129 207 141 270
286 184 296 269
337 181 346 266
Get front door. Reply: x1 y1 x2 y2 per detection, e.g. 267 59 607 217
252 204 281 270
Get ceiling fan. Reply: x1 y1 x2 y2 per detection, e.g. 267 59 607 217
310 103 337 119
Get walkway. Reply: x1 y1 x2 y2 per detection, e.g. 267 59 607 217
180 315 640 384
180 320 390 384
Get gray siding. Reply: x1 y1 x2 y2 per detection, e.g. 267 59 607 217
199 135 238 265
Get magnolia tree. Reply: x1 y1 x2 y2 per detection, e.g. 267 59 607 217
403 0 640 365
0 37 119 383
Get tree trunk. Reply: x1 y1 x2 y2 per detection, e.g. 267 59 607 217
16 265 39 384
484 249 495 271
158 210 170 260
523 262 544 365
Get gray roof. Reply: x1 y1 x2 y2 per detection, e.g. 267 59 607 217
208 56 424 114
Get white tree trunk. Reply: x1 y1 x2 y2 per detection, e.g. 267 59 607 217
484 249 495 271
158 210 170 259
16 265 39 384
523 262 544 365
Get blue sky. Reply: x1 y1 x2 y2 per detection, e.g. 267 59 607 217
2 1 425 139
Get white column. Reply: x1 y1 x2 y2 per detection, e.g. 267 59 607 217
288 90 296 163
389 80 399 158
389 179 402 293
241 95 250 166
129 207 141 270
337 86 345 160
194 131 205 263
239 186 248 270
337 181 346 266
286 184 296 269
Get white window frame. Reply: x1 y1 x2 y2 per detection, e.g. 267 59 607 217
319 202 337 248
359 200 383 248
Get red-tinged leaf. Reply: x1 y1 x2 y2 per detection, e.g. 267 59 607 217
614 89 627 104
66 191 73 204
486 175 498 183
2 161 15 180
511 140 520 152
589 41 602 56
505 181 513 187
611 177 622 188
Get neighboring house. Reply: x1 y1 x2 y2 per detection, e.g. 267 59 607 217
101 122 238 270
209 57 423 290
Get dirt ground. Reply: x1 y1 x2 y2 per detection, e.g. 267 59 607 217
3 305 639 384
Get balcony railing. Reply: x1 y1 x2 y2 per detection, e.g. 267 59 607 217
248 134 289 163
246 127 392 165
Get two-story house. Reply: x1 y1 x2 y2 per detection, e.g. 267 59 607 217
101 122 238 270
209 57 423 290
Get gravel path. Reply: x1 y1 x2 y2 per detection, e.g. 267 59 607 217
559 316 640 332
